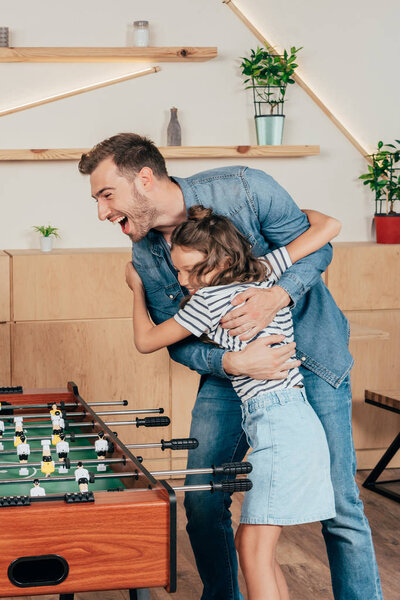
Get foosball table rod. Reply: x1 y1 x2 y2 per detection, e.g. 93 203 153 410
0 459 252 477
0 466 253 491
1 409 166 427
0 400 131 412
0 437 199 455
0 416 171 442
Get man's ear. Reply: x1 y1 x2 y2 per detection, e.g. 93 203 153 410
136 166 154 192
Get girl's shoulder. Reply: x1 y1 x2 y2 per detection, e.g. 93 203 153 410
198 279 272 301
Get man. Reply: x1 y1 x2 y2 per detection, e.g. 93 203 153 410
79 133 382 600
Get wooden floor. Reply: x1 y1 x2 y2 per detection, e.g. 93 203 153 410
4 470 400 600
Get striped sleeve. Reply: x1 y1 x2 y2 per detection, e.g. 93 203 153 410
174 292 213 337
264 247 292 283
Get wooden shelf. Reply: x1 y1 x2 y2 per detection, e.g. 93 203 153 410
0 47 217 63
0 146 320 161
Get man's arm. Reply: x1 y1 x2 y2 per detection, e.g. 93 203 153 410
252 170 333 304
220 170 334 339
168 334 299 381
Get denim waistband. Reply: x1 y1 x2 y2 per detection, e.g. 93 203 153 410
241 387 306 415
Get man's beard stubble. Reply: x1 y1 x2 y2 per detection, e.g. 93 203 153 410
127 184 158 243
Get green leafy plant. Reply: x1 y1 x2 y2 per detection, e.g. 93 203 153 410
359 140 400 215
32 225 61 238
240 45 302 115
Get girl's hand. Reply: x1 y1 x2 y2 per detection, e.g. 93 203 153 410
125 262 144 292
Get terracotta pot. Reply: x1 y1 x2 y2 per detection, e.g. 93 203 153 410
374 214 400 244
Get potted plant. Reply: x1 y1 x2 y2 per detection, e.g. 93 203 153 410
359 140 400 243
240 44 302 145
32 225 60 252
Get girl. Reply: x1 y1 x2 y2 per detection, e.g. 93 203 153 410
125 206 340 600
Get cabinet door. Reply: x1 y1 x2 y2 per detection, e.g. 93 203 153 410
0 252 10 322
170 361 200 469
0 323 10 386
11 249 132 321
348 309 400 469
12 319 171 469
328 243 400 310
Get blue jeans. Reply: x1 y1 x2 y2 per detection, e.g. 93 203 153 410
184 369 383 600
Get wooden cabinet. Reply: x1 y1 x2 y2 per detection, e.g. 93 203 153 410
0 251 10 322
0 324 11 386
4 244 400 471
7 249 172 470
326 242 400 311
10 248 132 320
326 243 400 468
0 252 11 386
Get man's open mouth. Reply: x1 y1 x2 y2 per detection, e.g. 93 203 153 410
112 216 128 233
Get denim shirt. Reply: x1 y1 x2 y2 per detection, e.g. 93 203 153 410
132 166 353 389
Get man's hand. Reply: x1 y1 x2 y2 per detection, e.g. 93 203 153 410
125 262 144 292
220 286 291 341
222 335 300 380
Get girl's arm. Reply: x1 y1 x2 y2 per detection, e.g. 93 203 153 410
125 262 191 354
286 209 341 263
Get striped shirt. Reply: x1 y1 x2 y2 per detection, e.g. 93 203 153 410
174 247 303 402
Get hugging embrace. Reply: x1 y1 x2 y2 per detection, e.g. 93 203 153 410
79 133 382 600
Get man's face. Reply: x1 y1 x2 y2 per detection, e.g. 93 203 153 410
90 157 157 243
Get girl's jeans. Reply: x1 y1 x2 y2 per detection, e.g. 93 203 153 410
184 368 383 600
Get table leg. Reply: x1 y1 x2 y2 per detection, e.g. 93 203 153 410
363 432 400 486
129 589 150 600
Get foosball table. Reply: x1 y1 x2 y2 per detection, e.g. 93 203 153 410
0 382 252 599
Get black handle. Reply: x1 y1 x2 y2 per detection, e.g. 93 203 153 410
211 479 253 494
0 386 23 394
161 438 199 451
212 462 253 476
123 400 128 406
136 416 170 428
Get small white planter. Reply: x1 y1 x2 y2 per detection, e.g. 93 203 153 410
40 236 53 252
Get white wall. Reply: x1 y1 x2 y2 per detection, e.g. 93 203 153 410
0 0 399 249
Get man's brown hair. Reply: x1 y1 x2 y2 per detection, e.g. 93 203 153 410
78 133 169 179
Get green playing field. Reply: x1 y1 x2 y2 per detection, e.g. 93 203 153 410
0 422 126 497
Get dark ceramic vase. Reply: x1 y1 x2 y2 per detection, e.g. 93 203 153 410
167 107 182 146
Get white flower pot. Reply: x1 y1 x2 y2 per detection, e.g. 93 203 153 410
40 237 53 252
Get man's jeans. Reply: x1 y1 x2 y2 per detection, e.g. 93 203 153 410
184 369 382 600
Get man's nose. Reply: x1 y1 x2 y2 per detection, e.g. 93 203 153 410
97 199 110 221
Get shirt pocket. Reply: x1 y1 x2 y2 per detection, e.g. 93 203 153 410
146 282 183 323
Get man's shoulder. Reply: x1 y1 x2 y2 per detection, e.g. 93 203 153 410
178 165 247 184
175 165 274 186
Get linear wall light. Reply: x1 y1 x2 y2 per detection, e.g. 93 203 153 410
223 0 372 163
0 66 160 118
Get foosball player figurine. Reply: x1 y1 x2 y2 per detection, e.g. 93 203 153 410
94 431 108 472
17 434 30 476
41 440 55 477
14 417 24 447
0 419 4 450
49 403 59 418
51 414 64 446
30 478 46 497
56 432 70 473
50 408 65 427
75 461 90 492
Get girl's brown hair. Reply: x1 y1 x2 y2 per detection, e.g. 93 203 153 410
171 205 269 288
